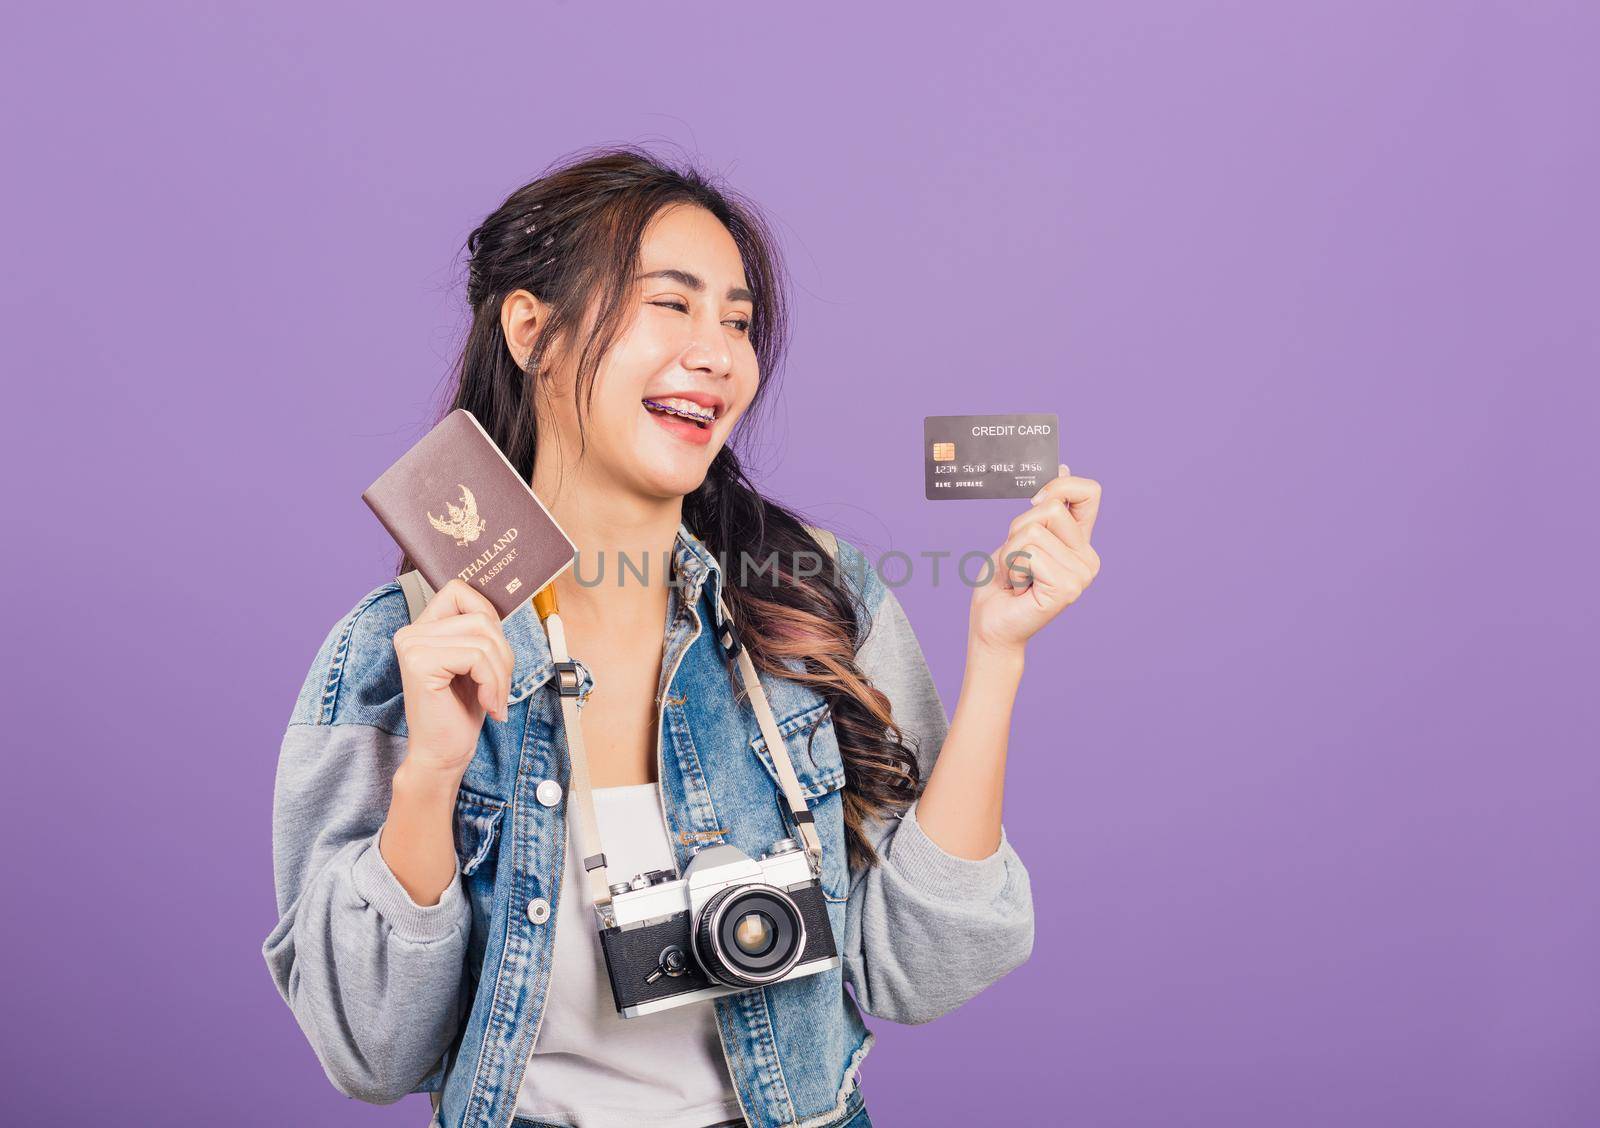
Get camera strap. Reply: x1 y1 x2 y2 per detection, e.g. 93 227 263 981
711 587 825 867
536 527 835 917
539 604 620 913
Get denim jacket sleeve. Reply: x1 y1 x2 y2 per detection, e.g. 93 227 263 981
260 583 470 1104
832 539 1036 1025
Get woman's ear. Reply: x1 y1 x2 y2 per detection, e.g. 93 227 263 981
500 288 552 372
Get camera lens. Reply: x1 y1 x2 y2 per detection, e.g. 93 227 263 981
732 910 776 957
694 884 805 987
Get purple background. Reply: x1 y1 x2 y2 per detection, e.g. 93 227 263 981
3 3 1596 1125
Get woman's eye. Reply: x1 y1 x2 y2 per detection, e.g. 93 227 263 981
652 299 749 334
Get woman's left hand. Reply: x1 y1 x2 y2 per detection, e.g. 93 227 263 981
968 464 1103 657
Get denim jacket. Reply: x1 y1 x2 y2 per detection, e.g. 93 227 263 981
263 522 1035 1128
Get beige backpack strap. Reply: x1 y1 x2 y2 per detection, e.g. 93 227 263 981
799 522 838 562
398 569 435 623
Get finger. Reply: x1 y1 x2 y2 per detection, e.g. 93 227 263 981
1008 538 1094 602
408 638 500 715
416 577 500 625
1009 496 1088 553
999 527 1077 594
425 608 512 694
1030 466 1101 540
404 611 515 704
1029 550 1093 603
1028 463 1071 505
997 543 1049 593
1015 525 1077 573
402 638 504 718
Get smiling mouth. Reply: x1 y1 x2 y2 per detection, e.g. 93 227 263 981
642 397 718 429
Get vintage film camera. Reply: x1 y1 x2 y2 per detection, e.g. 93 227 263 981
597 837 840 1017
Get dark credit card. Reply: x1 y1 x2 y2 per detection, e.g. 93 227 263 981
924 413 1060 500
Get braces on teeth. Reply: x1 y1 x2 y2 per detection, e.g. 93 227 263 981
643 398 715 425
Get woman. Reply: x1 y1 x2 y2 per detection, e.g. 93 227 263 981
263 146 1103 1128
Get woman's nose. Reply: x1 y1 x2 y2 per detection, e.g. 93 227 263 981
680 317 733 378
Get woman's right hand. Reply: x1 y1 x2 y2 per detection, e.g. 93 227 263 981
394 578 514 778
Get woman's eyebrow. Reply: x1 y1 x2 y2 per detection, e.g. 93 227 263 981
638 268 753 304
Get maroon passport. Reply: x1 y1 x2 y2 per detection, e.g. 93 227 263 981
362 409 576 619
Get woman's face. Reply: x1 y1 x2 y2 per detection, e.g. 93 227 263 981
530 203 760 501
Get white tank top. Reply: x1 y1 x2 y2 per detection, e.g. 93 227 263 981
514 782 746 1128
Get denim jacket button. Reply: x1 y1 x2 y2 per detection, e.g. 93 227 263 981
526 897 551 925
536 779 563 807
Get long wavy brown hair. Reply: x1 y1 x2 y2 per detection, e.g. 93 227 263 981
396 144 920 870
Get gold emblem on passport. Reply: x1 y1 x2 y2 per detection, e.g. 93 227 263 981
931 441 956 462
427 483 489 546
